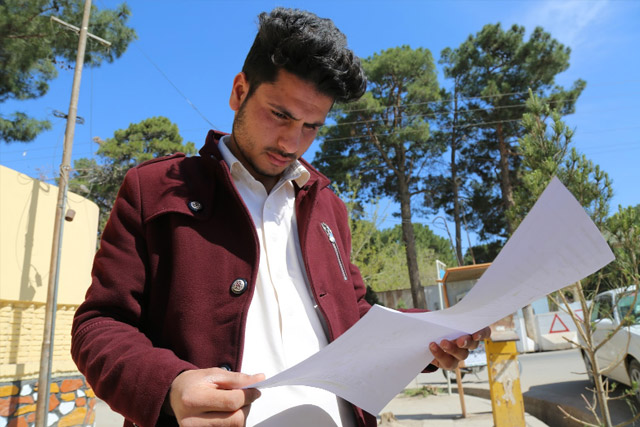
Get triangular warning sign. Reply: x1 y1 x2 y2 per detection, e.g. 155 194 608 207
549 314 570 333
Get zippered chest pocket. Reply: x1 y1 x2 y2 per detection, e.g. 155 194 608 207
321 222 348 281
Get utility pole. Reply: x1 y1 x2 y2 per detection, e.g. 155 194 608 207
35 1 110 425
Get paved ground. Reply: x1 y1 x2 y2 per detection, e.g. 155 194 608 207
94 349 639 426
378 392 547 426
95 380 543 427
398 348 640 427
95 399 124 426
95 392 545 427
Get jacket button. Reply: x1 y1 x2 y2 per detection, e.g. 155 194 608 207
220 364 232 371
230 278 248 295
188 200 203 212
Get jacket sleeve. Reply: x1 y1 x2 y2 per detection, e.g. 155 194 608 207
71 167 196 427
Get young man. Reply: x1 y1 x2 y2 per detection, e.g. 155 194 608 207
71 8 489 427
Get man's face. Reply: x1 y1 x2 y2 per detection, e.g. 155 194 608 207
228 69 333 191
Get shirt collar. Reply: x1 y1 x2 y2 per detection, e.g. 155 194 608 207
218 135 310 188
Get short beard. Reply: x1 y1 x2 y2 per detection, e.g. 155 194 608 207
231 100 293 179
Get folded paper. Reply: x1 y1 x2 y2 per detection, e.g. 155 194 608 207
250 177 615 415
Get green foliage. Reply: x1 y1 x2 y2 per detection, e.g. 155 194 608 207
0 111 51 142
348 221 454 293
438 23 585 240
314 46 444 308
0 0 136 143
314 45 442 202
423 84 479 263
510 91 613 229
69 116 196 234
464 240 504 264
368 223 455 292
600 204 640 289
511 91 615 295
403 385 442 397
334 174 455 294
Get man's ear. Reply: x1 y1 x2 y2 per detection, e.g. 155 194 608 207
229 72 250 112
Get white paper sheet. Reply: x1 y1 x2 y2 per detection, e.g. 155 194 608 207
249 177 615 415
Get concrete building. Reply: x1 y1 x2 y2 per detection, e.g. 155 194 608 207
0 164 99 425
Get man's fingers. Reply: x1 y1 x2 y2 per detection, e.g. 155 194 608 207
174 387 246 415
454 334 473 349
206 388 261 412
180 405 251 427
195 370 264 412
441 339 470 360
454 326 492 349
429 327 491 371
429 342 459 371
473 326 491 341
170 369 264 418
211 370 266 391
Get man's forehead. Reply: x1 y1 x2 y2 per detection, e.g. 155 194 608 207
255 70 334 118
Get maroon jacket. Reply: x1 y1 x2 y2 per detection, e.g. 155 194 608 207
71 131 376 426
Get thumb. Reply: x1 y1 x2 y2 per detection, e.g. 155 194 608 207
211 369 266 390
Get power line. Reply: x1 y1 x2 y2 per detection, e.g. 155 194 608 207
328 91 640 129
133 42 218 130
3 140 637 185
321 117 526 143
89 0 217 130
336 79 640 114
320 109 640 144
3 93 639 156
308 141 640 163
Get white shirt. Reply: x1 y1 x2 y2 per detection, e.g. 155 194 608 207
218 136 356 427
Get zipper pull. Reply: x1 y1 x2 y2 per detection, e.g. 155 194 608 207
321 223 336 243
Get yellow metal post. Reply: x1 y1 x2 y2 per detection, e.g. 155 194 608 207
486 339 525 427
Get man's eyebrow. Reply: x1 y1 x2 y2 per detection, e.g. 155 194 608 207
269 103 299 120
269 103 325 127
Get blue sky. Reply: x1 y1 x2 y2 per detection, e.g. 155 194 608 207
2 0 638 247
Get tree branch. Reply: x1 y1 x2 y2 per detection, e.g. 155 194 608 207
368 124 399 176
557 404 599 427
5 34 50 39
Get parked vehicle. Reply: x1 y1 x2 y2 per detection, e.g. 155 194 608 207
580 286 640 401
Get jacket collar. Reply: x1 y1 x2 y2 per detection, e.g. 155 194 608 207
199 130 331 191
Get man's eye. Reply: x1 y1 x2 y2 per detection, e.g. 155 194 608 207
272 111 287 120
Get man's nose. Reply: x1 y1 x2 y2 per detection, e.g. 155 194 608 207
277 123 302 154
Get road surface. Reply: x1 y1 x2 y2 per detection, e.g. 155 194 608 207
414 348 639 426
95 348 639 426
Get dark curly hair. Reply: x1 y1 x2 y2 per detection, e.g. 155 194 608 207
242 8 366 103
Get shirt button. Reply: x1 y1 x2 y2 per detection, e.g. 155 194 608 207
188 200 203 212
230 278 248 295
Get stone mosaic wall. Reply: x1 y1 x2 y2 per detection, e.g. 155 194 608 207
0 376 95 427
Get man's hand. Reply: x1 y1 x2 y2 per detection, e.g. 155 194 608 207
429 327 491 370
167 367 265 426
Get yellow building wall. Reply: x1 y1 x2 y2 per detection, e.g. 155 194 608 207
0 301 79 380
0 165 99 381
